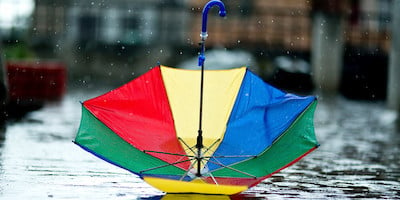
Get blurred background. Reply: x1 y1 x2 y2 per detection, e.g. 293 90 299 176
0 0 397 102
0 0 399 199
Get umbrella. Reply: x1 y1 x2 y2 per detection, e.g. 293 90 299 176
145 194 232 200
74 0 318 195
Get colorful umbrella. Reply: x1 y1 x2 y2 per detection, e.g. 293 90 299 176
74 0 318 195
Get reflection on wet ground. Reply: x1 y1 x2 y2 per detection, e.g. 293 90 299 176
0 89 399 199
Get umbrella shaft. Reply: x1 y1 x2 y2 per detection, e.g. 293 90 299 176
196 40 206 177
196 132 203 177
197 39 206 147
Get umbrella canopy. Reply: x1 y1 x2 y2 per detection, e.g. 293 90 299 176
75 65 318 195
75 0 318 195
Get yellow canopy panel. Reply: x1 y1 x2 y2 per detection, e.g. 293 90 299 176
143 177 248 195
160 66 246 158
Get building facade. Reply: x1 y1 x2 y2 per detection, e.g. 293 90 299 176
30 0 392 54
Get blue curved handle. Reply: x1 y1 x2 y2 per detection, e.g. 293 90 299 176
199 0 226 66
201 0 226 37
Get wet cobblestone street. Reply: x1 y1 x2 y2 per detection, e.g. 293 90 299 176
0 89 399 199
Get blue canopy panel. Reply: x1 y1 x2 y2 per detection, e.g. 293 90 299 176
206 69 316 171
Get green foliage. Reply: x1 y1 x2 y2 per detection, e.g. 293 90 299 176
3 42 35 60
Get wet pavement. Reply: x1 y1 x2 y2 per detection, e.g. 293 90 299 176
0 89 399 199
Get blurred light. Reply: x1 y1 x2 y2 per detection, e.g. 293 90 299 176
0 0 34 29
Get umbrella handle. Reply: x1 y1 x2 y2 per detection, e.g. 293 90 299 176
198 0 226 66
201 0 226 40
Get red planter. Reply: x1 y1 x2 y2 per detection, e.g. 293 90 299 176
6 61 67 102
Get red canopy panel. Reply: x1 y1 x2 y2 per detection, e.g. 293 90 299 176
83 67 190 170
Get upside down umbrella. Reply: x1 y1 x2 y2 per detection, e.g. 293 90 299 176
74 0 318 195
